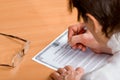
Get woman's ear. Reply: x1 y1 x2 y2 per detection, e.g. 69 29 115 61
86 13 101 33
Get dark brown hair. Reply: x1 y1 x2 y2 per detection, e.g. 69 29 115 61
69 0 120 37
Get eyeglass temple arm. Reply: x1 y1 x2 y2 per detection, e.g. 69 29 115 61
0 64 14 67
0 33 27 42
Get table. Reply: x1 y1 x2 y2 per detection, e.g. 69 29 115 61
0 0 77 80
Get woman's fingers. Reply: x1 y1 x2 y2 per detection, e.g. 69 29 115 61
69 34 87 48
75 67 84 74
71 43 87 51
50 72 60 80
68 23 85 42
57 68 66 74
50 66 84 80
69 34 83 46
64 65 74 71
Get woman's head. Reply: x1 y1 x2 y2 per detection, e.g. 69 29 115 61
68 0 120 39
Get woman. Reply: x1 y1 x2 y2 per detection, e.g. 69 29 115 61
50 0 120 80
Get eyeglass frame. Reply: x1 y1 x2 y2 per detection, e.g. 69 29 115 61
0 33 30 68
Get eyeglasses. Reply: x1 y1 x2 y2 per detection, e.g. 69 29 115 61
0 33 30 68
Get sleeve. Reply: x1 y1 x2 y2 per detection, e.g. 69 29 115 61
81 53 120 80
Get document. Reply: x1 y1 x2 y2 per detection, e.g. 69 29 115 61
32 29 111 73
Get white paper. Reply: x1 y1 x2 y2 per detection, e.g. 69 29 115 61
32 29 111 73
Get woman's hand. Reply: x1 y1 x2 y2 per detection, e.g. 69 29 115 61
50 66 84 80
68 23 112 54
